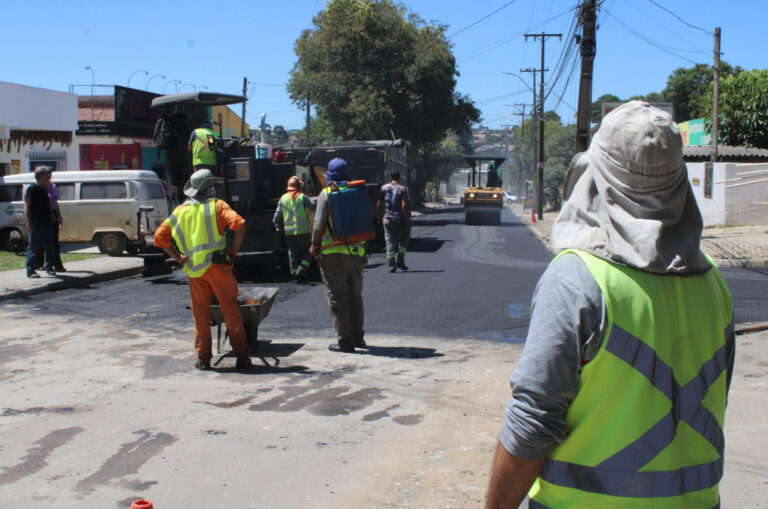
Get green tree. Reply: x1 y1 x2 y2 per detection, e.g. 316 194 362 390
272 125 289 143
704 69 768 148
294 115 338 145
590 93 620 123
410 130 466 189
287 0 478 147
662 62 742 122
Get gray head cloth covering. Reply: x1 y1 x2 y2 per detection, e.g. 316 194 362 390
183 169 223 204
551 100 710 274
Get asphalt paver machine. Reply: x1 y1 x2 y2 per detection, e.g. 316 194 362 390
463 156 506 225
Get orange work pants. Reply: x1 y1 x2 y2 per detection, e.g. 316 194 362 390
188 263 249 362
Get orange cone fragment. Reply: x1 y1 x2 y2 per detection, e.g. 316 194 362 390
531 208 536 224
131 501 154 509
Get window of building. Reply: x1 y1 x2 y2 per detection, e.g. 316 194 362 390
0 184 22 202
80 182 127 200
56 183 75 201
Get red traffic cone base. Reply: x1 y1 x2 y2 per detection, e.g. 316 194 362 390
530 208 536 224
131 501 153 509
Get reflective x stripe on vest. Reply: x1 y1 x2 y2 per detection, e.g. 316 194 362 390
320 186 365 257
192 128 217 166
280 193 310 236
530 249 732 509
166 198 225 278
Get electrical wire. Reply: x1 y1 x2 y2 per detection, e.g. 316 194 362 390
646 0 712 35
448 0 522 39
602 8 699 64
623 1 708 53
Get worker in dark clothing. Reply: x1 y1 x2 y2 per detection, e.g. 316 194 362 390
274 176 316 283
486 162 502 188
376 170 411 273
24 166 57 278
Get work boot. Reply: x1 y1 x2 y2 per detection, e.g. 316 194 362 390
397 260 409 271
235 356 253 369
355 336 367 348
388 266 396 273
195 360 211 371
328 343 355 353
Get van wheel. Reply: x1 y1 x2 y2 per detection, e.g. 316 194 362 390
97 233 127 256
1 229 25 253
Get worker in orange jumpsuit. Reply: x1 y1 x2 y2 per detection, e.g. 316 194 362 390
154 169 252 371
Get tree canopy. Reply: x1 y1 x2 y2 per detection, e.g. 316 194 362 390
287 0 478 147
705 69 768 148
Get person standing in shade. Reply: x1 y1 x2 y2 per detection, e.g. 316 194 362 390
309 158 367 353
35 180 66 272
188 122 219 171
377 170 410 273
274 176 316 283
154 169 252 371
431 186 438 203
24 167 57 278
486 102 735 508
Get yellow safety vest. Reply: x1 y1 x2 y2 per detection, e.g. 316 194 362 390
280 192 310 236
191 127 218 166
529 249 733 509
166 198 225 278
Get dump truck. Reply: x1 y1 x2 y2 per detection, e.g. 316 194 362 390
463 156 505 225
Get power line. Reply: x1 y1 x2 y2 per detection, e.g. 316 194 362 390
602 8 699 64
646 0 712 35
449 0 522 39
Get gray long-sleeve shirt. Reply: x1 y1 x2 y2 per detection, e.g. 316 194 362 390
500 253 735 460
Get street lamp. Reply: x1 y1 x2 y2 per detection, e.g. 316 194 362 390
194 86 208 91
163 79 182 93
127 69 148 88
179 83 196 92
146 74 166 91
85 65 95 117
502 72 535 93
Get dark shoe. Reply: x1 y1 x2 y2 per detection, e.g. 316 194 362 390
46 268 56 276
195 360 211 371
235 356 253 369
329 343 355 353
355 337 367 348
55 266 66 272
397 261 409 271
27 271 40 279
388 266 397 273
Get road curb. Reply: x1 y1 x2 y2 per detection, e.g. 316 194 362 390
0 265 143 304
710 257 768 269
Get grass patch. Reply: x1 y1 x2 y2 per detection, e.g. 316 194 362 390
0 251 103 272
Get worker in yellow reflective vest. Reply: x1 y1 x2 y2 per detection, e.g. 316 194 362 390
486 102 735 508
154 169 252 371
309 158 367 353
187 122 219 171
273 176 316 283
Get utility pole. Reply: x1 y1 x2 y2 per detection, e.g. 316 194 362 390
525 32 561 219
305 93 311 146
513 104 532 201
501 123 514 190
575 0 597 154
520 68 539 183
711 27 721 162
241 77 248 139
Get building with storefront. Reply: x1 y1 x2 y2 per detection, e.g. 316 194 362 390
0 81 78 174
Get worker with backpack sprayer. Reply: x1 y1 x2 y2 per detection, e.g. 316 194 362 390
309 158 375 353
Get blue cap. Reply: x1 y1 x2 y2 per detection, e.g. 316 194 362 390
326 158 349 182
201 122 212 129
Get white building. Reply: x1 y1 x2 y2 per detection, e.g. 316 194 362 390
0 81 79 174
685 146 768 226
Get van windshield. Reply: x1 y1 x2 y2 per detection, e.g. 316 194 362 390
0 184 23 202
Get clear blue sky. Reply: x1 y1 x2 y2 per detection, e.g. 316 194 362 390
3 0 765 130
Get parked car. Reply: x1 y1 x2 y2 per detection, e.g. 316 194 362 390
503 191 517 203
0 170 169 255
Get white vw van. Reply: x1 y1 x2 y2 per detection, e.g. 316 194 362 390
0 170 169 255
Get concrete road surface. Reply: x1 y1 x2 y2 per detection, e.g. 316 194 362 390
1 206 766 508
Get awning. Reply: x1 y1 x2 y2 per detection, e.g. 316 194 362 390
150 91 247 108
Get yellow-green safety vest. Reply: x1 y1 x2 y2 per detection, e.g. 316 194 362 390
320 185 366 257
191 127 218 166
280 192 310 236
530 249 732 509
166 198 225 278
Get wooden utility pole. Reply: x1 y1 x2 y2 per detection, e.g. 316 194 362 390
241 77 248 138
575 0 597 154
513 104 532 201
711 27 721 162
520 69 538 207
524 32 561 219
305 93 311 146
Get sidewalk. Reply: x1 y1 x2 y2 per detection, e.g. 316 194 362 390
0 255 144 303
509 203 768 268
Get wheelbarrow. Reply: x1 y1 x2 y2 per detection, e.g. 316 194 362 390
211 286 279 355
